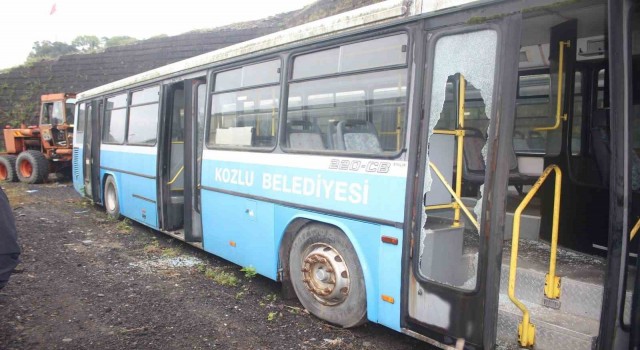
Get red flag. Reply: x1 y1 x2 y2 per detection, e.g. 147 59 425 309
49 3 56 15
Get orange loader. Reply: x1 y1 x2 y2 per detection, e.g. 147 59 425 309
0 93 76 183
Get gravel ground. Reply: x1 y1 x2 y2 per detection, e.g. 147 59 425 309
0 181 430 350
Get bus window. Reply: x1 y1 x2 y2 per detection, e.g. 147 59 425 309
209 60 281 149
103 93 127 144
286 34 408 154
514 74 551 153
292 34 407 80
209 85 280 148
571 71 583 155
421 29 498 291
596 69 607 109
286 70 407 154
127 86 160 145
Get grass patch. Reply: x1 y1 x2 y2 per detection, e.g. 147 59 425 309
143 240 162 255
161 247 179 258
240 266 257 279
115 218 133 234
203 267 239 287
2 183 36 206
267 311 280 321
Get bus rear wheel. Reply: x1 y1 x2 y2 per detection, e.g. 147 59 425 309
289 223 367 328
16 151 49 184
104 176 121 219
0 155 18 182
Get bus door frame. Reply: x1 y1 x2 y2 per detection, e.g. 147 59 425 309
84 99 102 204
158 76 205 242
402 12 522 349
598 0 635 347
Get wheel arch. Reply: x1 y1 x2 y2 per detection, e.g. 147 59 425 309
277 213 378 322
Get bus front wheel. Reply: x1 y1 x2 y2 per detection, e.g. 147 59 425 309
104 176 121 219
289 223 367 328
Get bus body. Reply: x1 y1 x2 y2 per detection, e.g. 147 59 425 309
72 0 639 348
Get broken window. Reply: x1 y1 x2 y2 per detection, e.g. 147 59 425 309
419 29 497 291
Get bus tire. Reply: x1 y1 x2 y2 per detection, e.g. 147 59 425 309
104 176 121 219
0 155 18 182
289 223 367 328
16 151 49 184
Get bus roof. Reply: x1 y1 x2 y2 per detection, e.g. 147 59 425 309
77 0 478 100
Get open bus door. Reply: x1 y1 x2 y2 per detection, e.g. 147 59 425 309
402 14 522 349
598 0 639 348
82 100 101 203
159 77 206 242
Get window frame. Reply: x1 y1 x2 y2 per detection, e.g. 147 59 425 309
126 85 160 147
102 92 128 145
281 30 412 159
101 84 160 147
206 57 283 151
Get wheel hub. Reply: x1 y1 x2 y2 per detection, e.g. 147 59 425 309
301 243 350 306
19 160 32 177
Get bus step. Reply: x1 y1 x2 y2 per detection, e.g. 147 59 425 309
503 211 540 241
499 239 634 322
497 293 598 350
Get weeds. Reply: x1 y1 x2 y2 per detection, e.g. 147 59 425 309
240 266 257 279
263 293 277 303
267 311 280 321
143 240 162 255
161 247 179 258
115 218 132 233
235 291 245 300
203 267 239 287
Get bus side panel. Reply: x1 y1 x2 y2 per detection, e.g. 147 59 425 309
273 209 403 330
377 225 403 331
100 146 159 228
201 190 277 279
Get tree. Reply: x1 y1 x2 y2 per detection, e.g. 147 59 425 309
71 35 101 52
28 41 78 61
102 36 138 48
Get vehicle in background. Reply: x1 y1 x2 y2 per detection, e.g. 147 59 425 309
0 93 76 183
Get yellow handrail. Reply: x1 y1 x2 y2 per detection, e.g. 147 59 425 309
426 161 480 231
167 166 184 185
454 76 466 227
509 164 562 347
631 217 640 241
534 40 570 131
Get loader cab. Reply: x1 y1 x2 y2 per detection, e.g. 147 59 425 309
40 93 76 148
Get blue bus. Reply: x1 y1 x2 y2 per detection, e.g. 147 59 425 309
72 0 639 348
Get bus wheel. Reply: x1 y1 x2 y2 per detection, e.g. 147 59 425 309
104 176 121 219
16 151 48 184
0 155 18 182
289 223 367 328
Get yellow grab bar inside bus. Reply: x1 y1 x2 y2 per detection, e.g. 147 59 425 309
508 164 562 347
167 166 184 185
534 40 570 131
425 161 480 231
631 217 640 241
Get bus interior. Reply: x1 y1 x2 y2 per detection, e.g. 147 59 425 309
415 1 639 348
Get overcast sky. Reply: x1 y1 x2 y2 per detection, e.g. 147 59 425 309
0 0 317 70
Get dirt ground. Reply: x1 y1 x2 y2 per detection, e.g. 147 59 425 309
0 181 430 350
